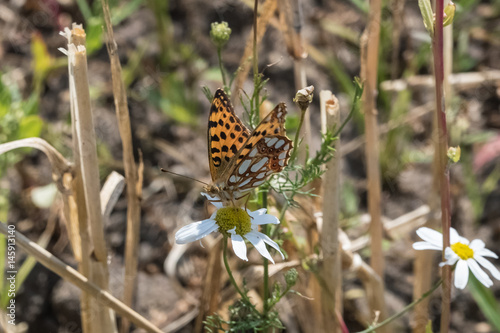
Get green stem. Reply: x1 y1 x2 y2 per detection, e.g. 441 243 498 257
290 107 307 162
260 190 270 316
217 47 227 89
222 236 251 304
356 279 443 333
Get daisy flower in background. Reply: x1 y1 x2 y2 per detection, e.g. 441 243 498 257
175 193 284 264
413 227 500 289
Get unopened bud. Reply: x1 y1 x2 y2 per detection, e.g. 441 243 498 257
447 146 461 163
210 22 231 48
443 1 456 27
285 268 298 287
293 85 314 111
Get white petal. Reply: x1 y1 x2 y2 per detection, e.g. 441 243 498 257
250 213 280 226
201 192 223 209
474 255 500 280
468 259 493 288
231 234 248 261
469 239 485 252
175 219 218 244
477 248 499 259
247 208 267 218
449 227 459 244
261 234 285 259
413 241 443 251
245 231 275 264
440 248 459 267
454 260 469 289
416 227 443 248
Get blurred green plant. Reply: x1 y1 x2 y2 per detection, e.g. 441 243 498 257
469 274 500 331
0 73 43 175
75 0 143 55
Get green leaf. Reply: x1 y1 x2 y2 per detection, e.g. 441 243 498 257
469 274 500 331
18 115 43 139
418 0 435 37
85 17 104 56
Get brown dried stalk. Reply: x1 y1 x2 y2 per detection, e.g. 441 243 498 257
100 1 143 332
319 90 342 332
62 27 116 332
0 223 163 333
231 0 277 100
360 0 388 327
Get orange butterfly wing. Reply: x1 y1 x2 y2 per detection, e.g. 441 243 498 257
206 89 292 203
208 89 251 182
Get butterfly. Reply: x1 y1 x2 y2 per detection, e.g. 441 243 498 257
204 89 293 205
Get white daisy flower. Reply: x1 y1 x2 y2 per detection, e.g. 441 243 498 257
175 193 284 264
413 227 500 289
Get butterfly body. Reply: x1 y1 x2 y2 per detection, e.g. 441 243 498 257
205 89 292 205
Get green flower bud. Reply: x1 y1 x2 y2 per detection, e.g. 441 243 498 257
443 1 456 27
285 268 298 287
447 146 461 163
210 22 232 48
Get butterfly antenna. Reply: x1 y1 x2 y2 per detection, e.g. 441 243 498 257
160 168 209 186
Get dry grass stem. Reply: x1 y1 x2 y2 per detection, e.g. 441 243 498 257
280 0 311 165
360 0 388 326
194 240 223 333
232 0 277 100
100 1 143 332
0 223 164 333
349 205 431 252
63 31 116 332
319 90 342 332
380 70 500 92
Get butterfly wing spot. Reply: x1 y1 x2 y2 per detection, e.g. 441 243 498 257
256 172 266 179
267 137 278 146
250 157 269 172
238 160 252 175
275 139 285 148
239 178 252 187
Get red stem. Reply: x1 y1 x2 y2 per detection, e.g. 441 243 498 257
432 0 452 332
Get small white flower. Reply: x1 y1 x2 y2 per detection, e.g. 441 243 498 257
413 227 500 289
175 193 284 264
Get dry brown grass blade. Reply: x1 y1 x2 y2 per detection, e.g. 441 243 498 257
194 239 222 333
360 0 388 327
61 24 92 333
100 1 143 332
0 223 164 333
280 0 311 165
319 90 342 332
231 0 277 101
61 24 117 332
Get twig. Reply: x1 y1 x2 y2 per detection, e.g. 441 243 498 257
380 70 500 92
319 90 341 331
63 28 115 332
360 0 387 326
0 223 163 333
431 0 452 331
100 1 143 332
231 0 277 101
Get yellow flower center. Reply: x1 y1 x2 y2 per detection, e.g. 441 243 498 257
215 207 252 236
451 242 474 260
